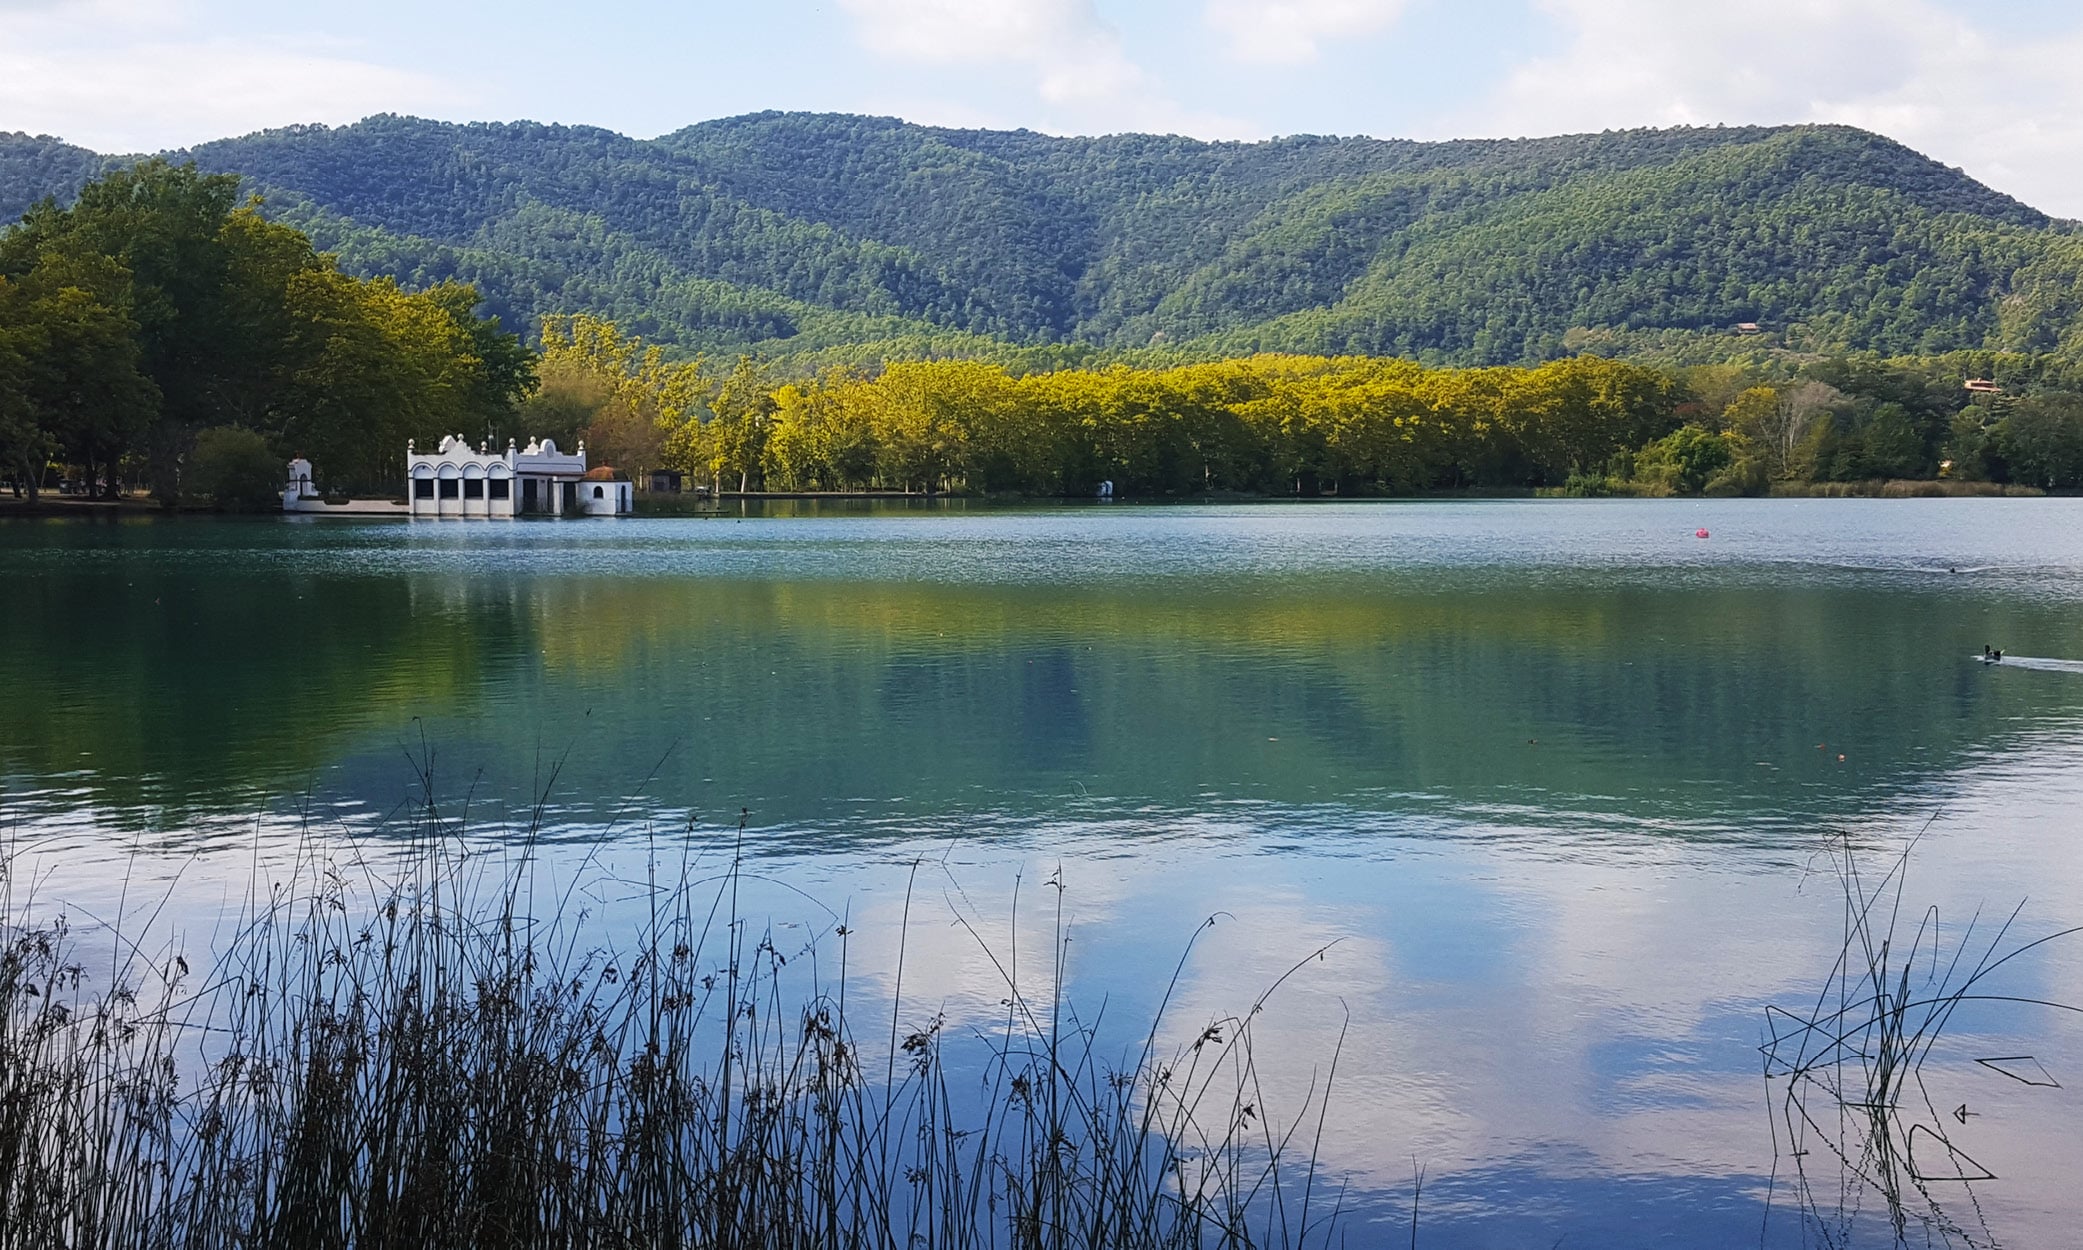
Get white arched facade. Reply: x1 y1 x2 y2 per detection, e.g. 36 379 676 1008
289 436 635 519
400 434 630 519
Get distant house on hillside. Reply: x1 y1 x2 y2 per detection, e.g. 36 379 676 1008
1734 322 1764 335
1963 379 2005 395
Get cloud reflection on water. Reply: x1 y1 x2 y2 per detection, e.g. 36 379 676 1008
7 502 2083 1243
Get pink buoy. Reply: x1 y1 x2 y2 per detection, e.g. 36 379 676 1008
1696 528 1710 539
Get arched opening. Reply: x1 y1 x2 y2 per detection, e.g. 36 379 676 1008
593 485 605 499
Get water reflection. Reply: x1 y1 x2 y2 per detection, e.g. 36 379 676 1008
4 501 2083 1245
6 539 2083 846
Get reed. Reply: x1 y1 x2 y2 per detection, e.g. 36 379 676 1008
1765 479 2045 499
0 766 1345 1250
1762 830 2083 1245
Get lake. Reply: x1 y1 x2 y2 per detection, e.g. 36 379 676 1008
5 497 2083 1246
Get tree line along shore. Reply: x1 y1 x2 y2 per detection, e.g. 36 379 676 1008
5 162 2082 509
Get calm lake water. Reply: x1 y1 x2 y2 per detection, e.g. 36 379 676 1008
5 498 2083 1246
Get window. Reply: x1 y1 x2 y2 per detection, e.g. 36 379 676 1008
488 479 509 500
438 479 459 499
413 478 434 499
463 478 485 499
593 485 605 499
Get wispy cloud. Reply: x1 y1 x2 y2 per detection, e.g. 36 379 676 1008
1203 0 1409 65
1446 0 2083 218
836 0 1252 136
0 1 467 151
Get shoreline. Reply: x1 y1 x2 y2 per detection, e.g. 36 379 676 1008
0 478 2058 520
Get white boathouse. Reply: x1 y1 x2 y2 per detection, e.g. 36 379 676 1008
281 435 634 517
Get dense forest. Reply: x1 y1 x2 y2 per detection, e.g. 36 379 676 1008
8 113 2083 367
0 161 531 501
535 316 2083 496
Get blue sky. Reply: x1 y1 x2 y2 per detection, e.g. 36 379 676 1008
6 0 2083 216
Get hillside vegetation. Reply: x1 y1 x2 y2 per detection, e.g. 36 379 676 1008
8 113 2083 365
9 122 2083 502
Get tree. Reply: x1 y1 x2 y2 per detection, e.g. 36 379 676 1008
1634 425 1739 495
517 363 614 452
1493 357 1682 486
31 284 159 497
2 161 241 496
1738 381 1843 480
0 162 535 499
1995 395 2083 489
0 277 52 496
709 356 777 493
187 425 282 510
1860 403 1926 479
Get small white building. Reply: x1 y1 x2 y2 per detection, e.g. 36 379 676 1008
282 456 408 515
576 467 636 516
283 436 635 517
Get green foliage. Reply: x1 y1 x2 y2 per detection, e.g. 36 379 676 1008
1635 425 1741 495
555 316 1688 495
0 160 535 497
0 260 158 497
554 317 2083 498
187 425 281 509
1990 394 2083 488
515 365 612 452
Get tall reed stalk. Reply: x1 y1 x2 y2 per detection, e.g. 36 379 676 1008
1763 830 2083 1246
0 766 1345 1249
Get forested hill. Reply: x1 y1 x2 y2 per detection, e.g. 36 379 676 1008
8 112 2083 365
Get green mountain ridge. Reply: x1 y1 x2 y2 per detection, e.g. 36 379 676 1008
6 112 2083 365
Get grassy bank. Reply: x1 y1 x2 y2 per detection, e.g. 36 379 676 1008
1543 477 2049 499
0 784 1344 1249
1766 478 2046 498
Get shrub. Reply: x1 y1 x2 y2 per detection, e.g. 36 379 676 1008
187 426 281 511
1703 454 1768 496
1635 425 1742 495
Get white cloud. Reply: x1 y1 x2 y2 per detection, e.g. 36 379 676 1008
1445 0 2083 219
837 0 1251 135
1204 0 1409 66
0 1 467 151
840 0 1096 63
